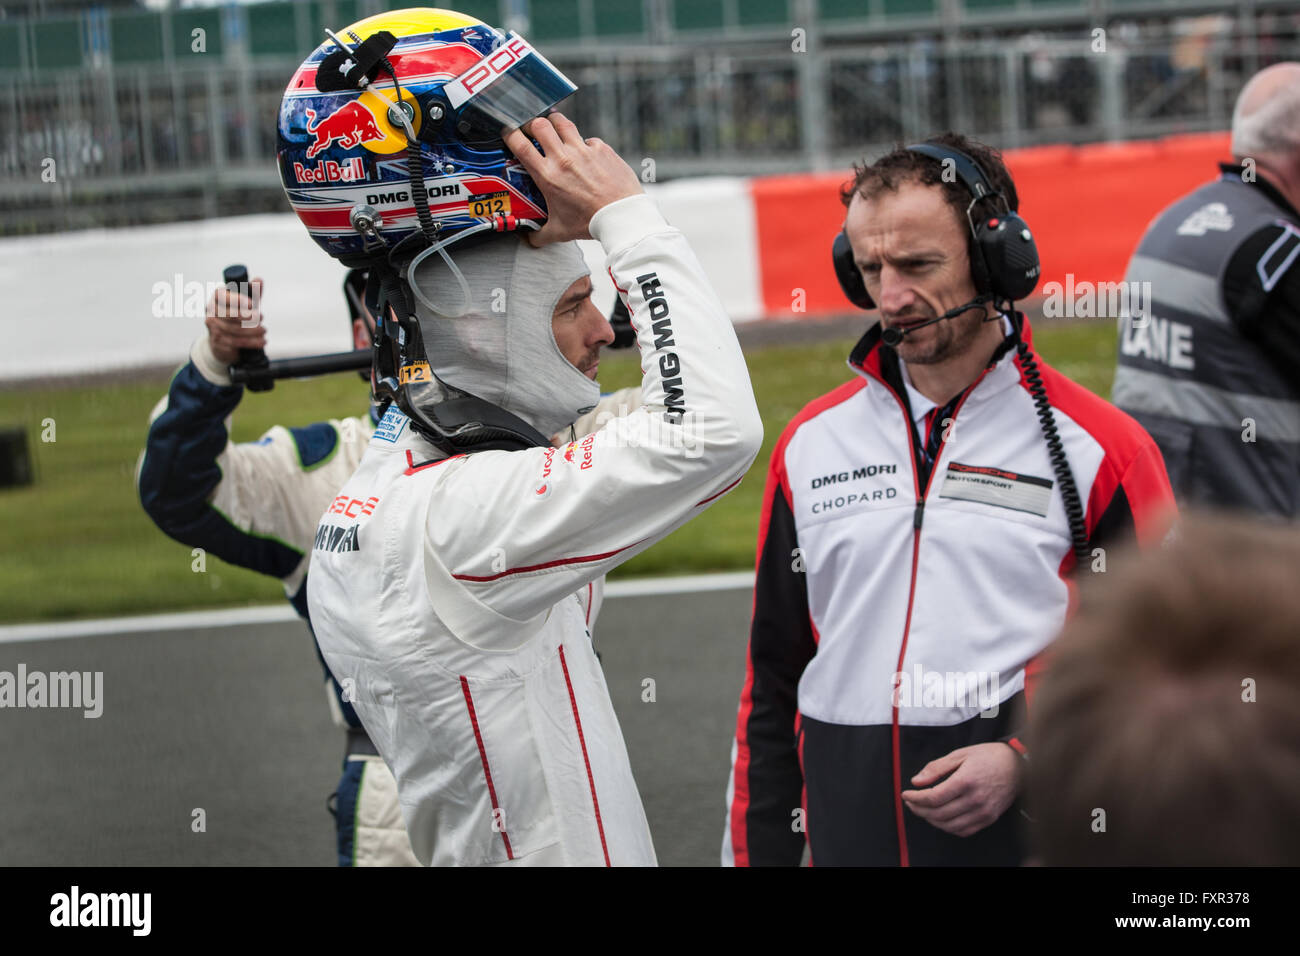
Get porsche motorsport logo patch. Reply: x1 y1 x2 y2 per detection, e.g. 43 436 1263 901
938 461 1053 517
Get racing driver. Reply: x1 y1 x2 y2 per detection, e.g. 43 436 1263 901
287 8 762 865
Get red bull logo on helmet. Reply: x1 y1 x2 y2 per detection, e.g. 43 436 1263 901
304 101 385 159
292 158 365 183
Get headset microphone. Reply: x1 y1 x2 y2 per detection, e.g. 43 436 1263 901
880 295 993 348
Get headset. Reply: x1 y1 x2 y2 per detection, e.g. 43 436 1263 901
832 143 1040 311
832 142 1092 573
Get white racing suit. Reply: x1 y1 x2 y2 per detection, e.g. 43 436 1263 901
307 194 764 865
138 334 639 865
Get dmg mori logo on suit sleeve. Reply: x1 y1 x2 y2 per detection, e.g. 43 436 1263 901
636 271 688 424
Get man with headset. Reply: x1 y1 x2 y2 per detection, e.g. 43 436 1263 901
723 132 1176 866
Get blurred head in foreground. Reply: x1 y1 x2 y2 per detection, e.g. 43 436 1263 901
1028 515 1300 865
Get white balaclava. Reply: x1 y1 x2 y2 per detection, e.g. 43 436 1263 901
408 235 599 439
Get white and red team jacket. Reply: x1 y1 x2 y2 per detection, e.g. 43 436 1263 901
724 320 1176 867
307 194 764 866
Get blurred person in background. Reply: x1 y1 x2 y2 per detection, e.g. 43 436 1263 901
1112 62 1300 517
1028 514 1300 866
725 133 1175 866
137 269 422 866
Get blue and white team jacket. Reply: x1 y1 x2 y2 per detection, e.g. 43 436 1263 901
136 334 377 726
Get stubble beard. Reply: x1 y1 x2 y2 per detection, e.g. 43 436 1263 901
896 309 986 366
576 347 601 379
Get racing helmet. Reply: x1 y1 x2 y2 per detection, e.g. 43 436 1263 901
276 7 577 267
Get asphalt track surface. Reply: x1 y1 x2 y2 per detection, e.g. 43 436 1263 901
0 585 753 867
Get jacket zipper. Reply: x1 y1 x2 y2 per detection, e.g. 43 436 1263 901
864 363 991 867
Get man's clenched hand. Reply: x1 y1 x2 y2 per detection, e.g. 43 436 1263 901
206 277 265 366
502 112 642 247
900 742 1022 838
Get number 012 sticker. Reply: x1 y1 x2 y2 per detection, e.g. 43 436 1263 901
469 191 510 218
399 362 431 384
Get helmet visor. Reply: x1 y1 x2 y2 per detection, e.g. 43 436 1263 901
444 33 577 140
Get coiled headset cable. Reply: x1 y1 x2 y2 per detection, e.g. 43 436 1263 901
1007 315 1092 573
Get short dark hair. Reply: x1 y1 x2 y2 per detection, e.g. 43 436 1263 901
840 131 1019 226
1028 515 1300 866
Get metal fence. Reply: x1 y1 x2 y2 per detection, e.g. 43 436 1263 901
2 1 1298 232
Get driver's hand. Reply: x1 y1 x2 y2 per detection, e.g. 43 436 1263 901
502 112 642 247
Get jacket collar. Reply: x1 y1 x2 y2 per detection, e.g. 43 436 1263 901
1218 161 1300 221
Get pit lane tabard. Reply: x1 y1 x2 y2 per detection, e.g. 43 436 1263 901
469 191 510 218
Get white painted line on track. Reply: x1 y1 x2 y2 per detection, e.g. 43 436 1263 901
0 604 301 645
0 572 756 644
602 571 754 599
